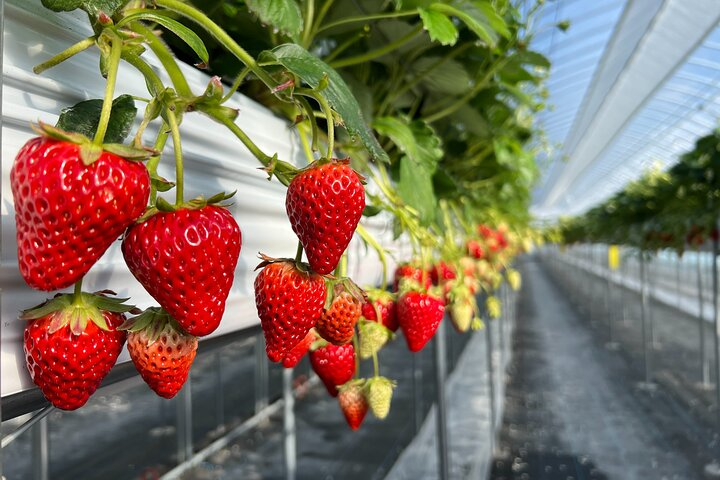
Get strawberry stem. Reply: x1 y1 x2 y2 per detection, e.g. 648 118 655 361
352 332 360 379
297 89 334 159
166 106 184 205
356 225 388 288
147 123 170 205
372 349 380 378
33 36 96 74
295 241 304 264
93 30 123 145
73 278 84 303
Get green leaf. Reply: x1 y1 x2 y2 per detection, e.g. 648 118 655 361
373 117 442 173
473 1 510 39
429 3 495 46
56 95 137 144
246 0 304 41
516 50 551 69
418 8 459 46
411 57 471 95
266 44 389 163
41 0 126 18
119 12 209 64
398 155 437 224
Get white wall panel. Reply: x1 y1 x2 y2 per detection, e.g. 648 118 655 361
1 1 405 397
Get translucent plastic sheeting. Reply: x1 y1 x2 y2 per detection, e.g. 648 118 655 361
530 0 720 219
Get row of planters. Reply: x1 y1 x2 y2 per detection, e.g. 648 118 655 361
551 129 720 252
13 0 551 431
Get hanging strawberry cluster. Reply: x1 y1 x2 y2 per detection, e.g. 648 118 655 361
10 0 546 431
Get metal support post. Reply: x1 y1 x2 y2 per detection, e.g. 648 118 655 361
712 235 720 431
676 253 682 310
484 310 496 455
434 320 450 480
32 416 49 480
283 368 296 480
640 254 653 386
255 333 269 414
698 252 710 386
412 352 423 434
215 352 225 427
648 255 657 349
177 377 193 463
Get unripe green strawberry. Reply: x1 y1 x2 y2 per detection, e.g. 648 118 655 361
11 136 150 291
486 296 501 319
285 158 365 275
254 258 326 362
338 379 368 430
22 292 133 410
506 268 521 291
123 308 198 399
365 376 395 420
358 319 392 359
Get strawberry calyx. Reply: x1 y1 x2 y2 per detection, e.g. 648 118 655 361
297 157 367 184
20 292 135 335
119 307 186 345
254 253 315 275
33 121 157 165
310 336 330 352
365 288 395 304
135 191 236 223
323 277 367 310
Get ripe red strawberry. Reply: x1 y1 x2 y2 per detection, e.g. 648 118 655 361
338 379 368 430
123 308 198 399
310 342 356 397
430 261 457 285
22 292 132 410
282 329 316 369
122 204 241 337
397 292 445 352
285 159 365 275
316 287 362 345
393 263 431 291
361 291 398 332
254 258 326 362
467 240 485 260
11 136 150 291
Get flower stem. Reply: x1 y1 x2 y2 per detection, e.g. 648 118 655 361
221 66 251 103
317 10 418 33
301 0 315 47
329 25 422 68
130 22 193 98
93 31 123 145
165 106 184 204
372 349 380 378
295 241 304 264
352 333 360 378
33 36 96 74
147 124 169 205
296 89 334 158
153 0 278 91
356 224 388 288
73 278 84 304
122 52 165 96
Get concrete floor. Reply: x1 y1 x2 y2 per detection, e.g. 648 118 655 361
490 257 712 480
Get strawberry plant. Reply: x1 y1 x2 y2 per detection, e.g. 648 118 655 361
10 0 549 425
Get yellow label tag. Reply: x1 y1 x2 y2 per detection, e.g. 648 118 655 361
608 245 620 270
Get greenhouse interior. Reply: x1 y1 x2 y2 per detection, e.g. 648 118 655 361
4 0 720 479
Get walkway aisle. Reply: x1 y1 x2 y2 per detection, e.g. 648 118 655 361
489 259 703 480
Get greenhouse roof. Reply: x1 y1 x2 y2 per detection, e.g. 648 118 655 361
530 0 720 219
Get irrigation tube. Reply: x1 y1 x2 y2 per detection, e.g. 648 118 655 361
640 254 652 385
697 252 710 386
712 235 720 432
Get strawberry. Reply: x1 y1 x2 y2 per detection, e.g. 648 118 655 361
338 379 368 430
316 281 364 345
430 261 457 285
467 239 485 260
282 329 316 369
254 257 326 362
11 136 150 291
365 377 395 420
393 263 431 291
397 292 445 352
358 319 392 359
362 290 399 332
22 292 132 410
285 159 365 275
309 342 356 397
122 202 241 337
123 308 198 399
